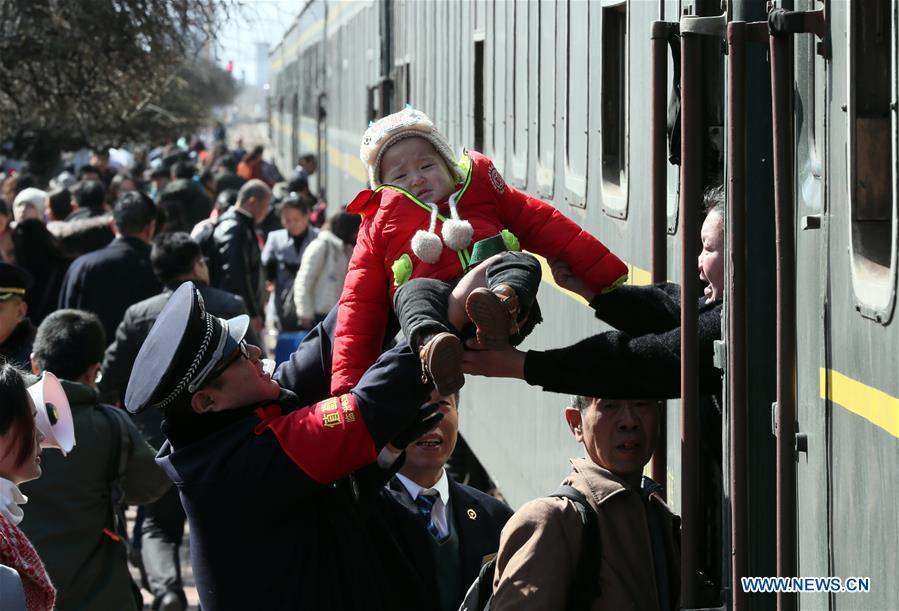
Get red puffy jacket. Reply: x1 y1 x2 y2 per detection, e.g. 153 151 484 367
332 151 627 394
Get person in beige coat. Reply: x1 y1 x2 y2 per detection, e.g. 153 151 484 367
292 212 360 329
491 396 680 610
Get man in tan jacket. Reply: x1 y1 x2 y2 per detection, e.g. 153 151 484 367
491 396 679 610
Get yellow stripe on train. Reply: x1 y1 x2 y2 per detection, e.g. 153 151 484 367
821 368 899 439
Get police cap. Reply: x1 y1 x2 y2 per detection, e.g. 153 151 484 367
125 282 249 414
0 263 32 301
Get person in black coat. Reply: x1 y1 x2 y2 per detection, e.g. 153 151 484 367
208 179 271 334
58 191 161 343
124 282 438 611
10 220 71 326
0 263 35 369
158 173 213 234
99 232 261 611
369 391 513 611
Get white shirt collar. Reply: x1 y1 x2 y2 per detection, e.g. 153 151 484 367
395 469 450 504
394 470 451 539
0 478 27 525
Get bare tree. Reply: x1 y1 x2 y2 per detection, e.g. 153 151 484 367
0 0 237 177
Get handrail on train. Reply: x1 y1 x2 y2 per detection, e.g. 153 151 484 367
766 5 829 611
725 18 768 611
678 12 725 610
649 19 679 501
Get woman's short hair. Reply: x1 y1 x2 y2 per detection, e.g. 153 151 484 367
0 362 36 468
703 184 725 219
328 212 362 245
278 193 314 216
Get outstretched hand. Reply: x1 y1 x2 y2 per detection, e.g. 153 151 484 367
391 402 445 450
547 257 595 303
462 344 526 380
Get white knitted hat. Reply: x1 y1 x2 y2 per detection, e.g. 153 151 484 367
360 106 464 189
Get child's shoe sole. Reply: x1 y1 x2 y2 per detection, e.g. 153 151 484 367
465 287 515 350
420 332 465 396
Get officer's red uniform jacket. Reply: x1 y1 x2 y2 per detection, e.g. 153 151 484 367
156 341 430 610
333 150 628 395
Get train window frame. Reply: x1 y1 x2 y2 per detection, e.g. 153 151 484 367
492 0 508 174
846 0 898 324
535 0 556 199
795 0 826 214
291 93 300 168
278 97 285 157
600 0 630 219
510 0 529 188
473 36 486 152
393 61 411 111
562 0 589 209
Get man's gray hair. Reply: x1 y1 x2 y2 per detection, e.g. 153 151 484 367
238 179 271 206
571 395 594 412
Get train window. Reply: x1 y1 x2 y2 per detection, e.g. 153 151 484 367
474 40 486 152
600 0 629 218
291 93 299 167
511 0 529 187
536 0 556 198
394 62 411 111
848 0 897 321
665 10 680 235
796 0 825 213
564 0 589 208
492 0 509 172
278 97 285 156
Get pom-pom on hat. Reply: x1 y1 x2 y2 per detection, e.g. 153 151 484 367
360 106 464 189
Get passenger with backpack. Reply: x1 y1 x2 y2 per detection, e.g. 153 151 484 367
486 396 679 611
20 310 170 611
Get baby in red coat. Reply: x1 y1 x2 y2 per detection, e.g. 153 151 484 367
332 107 627 397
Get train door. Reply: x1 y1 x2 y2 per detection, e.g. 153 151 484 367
792 1 831 608
827 2 899 608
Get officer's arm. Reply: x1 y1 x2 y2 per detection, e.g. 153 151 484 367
256 342 430 485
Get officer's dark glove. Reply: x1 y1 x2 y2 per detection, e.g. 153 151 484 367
391 402 445 450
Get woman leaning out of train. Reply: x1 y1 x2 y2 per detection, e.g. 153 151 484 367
0 363 55 611
463 185 725 402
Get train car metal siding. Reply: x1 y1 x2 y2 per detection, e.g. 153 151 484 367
270 0 686 510
794 2 899 609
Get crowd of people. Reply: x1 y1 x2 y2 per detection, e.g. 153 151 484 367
0 108 725 611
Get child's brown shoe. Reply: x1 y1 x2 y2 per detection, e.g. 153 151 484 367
465 284 521 349
419 332 465 396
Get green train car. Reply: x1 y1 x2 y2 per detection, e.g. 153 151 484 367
269 1 898 608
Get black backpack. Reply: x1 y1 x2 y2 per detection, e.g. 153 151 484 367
471 484 602 611
96 405 144 608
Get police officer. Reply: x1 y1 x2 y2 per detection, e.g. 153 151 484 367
125 282 436 610
0 262 35 368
